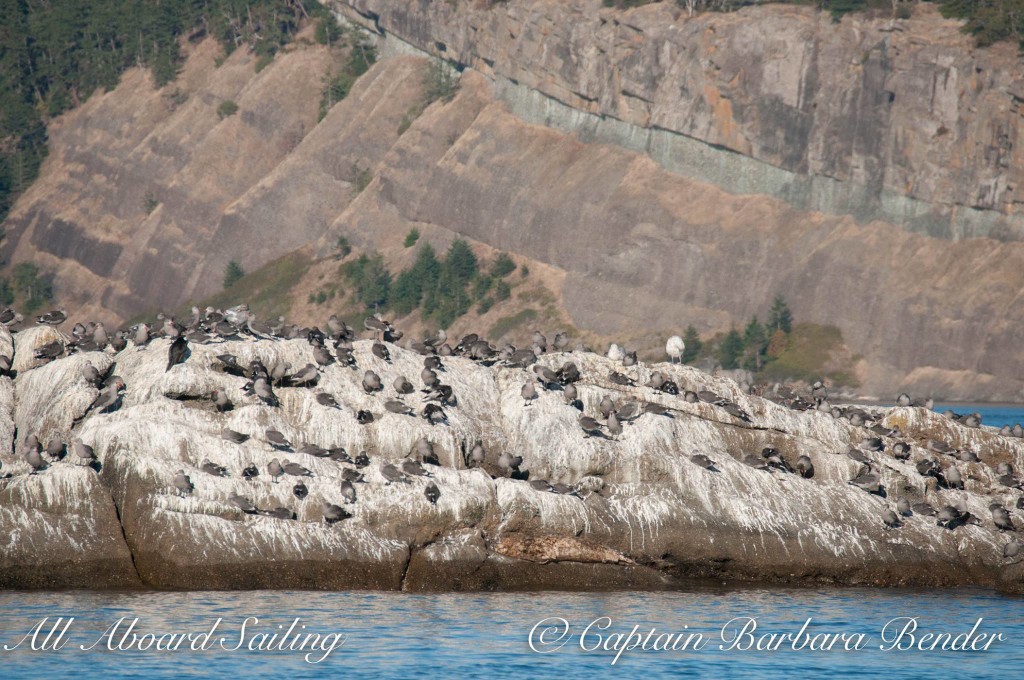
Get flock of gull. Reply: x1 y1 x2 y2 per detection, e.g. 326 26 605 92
4 303 1023 562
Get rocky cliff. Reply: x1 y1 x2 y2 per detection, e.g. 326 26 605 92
2 326 1023 593
333 0 1024 240
5 4 1024 400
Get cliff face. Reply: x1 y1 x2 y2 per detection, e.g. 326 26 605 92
6 4 1024 399
333 0 1024 240
2 327 1023 593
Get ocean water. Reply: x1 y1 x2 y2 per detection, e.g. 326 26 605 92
0 588 1021 678
931 405 1024 429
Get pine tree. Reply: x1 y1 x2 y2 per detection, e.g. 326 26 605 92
223 260 245 288
718 329 744 370
767 295 793 334
742 316 767 371
681 325 701 363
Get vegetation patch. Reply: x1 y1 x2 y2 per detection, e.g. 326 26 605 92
1 262 54 313
490 308 539 339
319 27 378 120
216 100 239 119
0 0 317 223
191 250 311 322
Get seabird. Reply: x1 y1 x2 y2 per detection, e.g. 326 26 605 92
221 428 249 444
1005 540 1023 560
71 439 95 466
290 364 320 387
607 412 622 437
322 502 352 524
25 447 46 474
563 383 578 405
316 392 339 408
298 443 329 458
329 447 352 463
896 393 911 407
530 479 552 492
796 455 814 478
683 391 699 403
354 451 371 467
385 400 414 416
228 494 259 515
82 361 102 386
312 344 335 367
201 459 228 477
896 498 912 517
342 468 365 484
340 480 357 504
882 508 902 530
599 396 615 419
265 430 291 449
646 372 665 390
991 504 1016 532
861 437 884 452
759 447 791 473
607 343 625 362
212 389 233 412
944 466 964 490
393 376 414 394
556 361 580 385
282 459 313 477
261 507 293 520
173 470 194 496
253 378 279 406
521 382 537 406
267 459 284 483
422 403 447 425
998 474 1024 490
293 481 309 499
381 464 408 485
608 371 635 387
912 501 936 516
892 442 911 460
372 341 391 362
46 437 66 460
848 465 882 495
690 453 718 471
579 415 605 437
402 460 430 477
241 464 259 480
0 308 22 326
424 481 441 505
362 370 383 393
413 438 439 465
87 377 126 414
421 368 438 389
468 443 485 467
34 339 65 362
616 401 643 422
553 332 569 351
166 336 188 371
356 410 375 424
364 315 391 339
36 309 67 325
532 365 559 386
666 336 685 364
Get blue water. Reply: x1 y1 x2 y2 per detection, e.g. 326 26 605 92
931 405 1024 429
0 589 1021 678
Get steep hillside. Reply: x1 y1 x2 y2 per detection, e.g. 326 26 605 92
5 2 1024 400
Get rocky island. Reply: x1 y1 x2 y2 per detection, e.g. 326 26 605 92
2 315 1022 594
